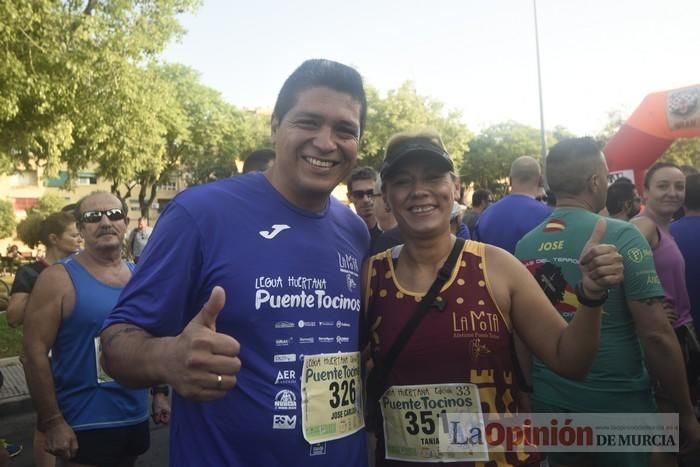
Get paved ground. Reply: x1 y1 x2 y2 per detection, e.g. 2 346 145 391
0 357 169 466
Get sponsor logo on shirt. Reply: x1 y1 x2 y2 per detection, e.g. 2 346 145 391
275 321 295 329
310 443 327 456
627 247 652 263
274 389 297 410
336 320 351 328
259 224 291 239
273 353 297 363
298 320 316 328
338 251 360 292
272 414 297 429
336 336 350 344
275 370 296 384
318 337 335 344
319 321 335 327
299 337 315 344
275 337 294 347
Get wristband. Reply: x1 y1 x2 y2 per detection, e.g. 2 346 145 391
575 282 608 308
150 385 170 397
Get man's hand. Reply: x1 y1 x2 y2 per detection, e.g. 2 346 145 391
165 287 241 401
578 219 623 298
44 417 78 460
151 393 171 425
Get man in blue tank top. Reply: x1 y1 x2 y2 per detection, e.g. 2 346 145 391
100 59 372 466
22 192 170 466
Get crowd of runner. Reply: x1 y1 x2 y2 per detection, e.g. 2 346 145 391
2 59 699 467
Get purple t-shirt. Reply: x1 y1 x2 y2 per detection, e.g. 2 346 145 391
670 216 700 330
648 222 692 328
103 173 370 466
474 194 552 254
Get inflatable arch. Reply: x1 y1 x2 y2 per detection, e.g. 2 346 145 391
604 84 700 189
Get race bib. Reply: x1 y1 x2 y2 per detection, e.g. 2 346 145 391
301 352 364 443
94 337 113 384
381 383 488 463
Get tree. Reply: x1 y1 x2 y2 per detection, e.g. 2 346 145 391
0 0 200 177
0 200 15 239
16 194 70 247
26 193 67 218
460 121 558 195
360 83 472 169
596 109 627 146
660 137 700 168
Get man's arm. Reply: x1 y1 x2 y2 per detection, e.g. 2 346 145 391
100 286 242 401
6 292 29 327
501 219 622 380
22 265 78 459
630 298 699 429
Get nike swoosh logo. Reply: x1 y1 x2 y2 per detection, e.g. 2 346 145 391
259 224 291 239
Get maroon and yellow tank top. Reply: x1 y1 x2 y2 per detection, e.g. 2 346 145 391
365 240 538 467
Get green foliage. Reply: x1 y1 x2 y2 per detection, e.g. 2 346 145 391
15 193 67 248
0 0 200 177
0 200 16 239
660 137 700 169
0 305 23 357
460 121 559 194
360 83 472 169
27 193 66 217
596 109 626 146
16 214 43 249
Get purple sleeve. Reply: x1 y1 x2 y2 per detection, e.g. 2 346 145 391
102 201 204 337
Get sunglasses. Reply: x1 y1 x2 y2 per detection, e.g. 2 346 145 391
350 189 381 200
80 208 126 223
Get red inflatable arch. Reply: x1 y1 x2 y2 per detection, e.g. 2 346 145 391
604 84 700 189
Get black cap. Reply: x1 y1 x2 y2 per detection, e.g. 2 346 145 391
380 137 453 180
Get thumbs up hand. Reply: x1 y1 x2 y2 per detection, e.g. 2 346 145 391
578 218 624 299
168 286 242 401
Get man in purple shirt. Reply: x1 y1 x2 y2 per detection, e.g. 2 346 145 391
474 156 552 253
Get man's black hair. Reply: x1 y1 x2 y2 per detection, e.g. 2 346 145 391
242 148 275 174
471 188 491 208
346 166 377 192
606 181 636 215
273 59 367 135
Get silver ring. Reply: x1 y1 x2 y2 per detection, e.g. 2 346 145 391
216 374 223 389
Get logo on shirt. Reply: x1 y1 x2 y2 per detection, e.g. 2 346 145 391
336 336 350 344
273 414 297 429
299 337 315 344
259 224 291 239
319 321 335 327
627 247 652 264
275 321 295 329
318 337 335 343
310 443 327 456
336 320 351 328
273 353 297 363
275 370 296 384
298 320 316 328
275 337 294 347
274 389 297 410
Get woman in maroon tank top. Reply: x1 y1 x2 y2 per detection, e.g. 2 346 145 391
363 130 625 467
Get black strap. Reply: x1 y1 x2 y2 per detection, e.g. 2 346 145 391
374 238 465 388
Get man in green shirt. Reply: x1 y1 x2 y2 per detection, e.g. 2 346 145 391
515 137 700 467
